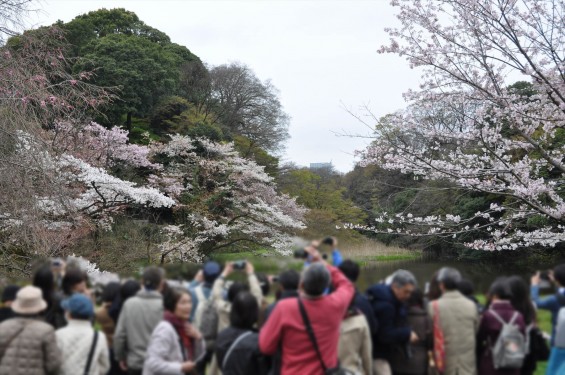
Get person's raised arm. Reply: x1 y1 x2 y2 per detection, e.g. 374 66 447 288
531 272 560 310
212 263 233 302
246 261 263 304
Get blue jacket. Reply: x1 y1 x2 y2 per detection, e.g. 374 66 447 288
531 285 565 345
366 283 411 359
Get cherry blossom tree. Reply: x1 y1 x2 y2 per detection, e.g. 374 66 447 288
152 135 306 262
357 0 565 250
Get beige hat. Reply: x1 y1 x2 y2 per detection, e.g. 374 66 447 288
11 286 47 315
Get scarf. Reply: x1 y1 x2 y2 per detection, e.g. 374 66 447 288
163 310 194 360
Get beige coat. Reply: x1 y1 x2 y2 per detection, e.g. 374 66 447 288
428 290 479 375
0 317 61 375
338 314 373 375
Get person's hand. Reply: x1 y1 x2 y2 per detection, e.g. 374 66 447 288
185 324 202 340
410 331 419 343
549 270 555 284
222 262 234 278
194 269 204 283
245 260 255 275
305 245 326 265
181 360 195 373
531 272 541 286
119 360 128 371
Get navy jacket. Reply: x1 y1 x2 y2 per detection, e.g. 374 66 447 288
353 291 378 336
366 283 411 359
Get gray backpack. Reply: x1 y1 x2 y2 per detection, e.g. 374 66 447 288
489 310 526 369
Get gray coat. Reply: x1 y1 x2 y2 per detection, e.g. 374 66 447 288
428 290 479 375
143 321 205 375
113 290 163 371
0 317 61 375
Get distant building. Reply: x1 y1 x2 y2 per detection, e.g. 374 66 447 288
309 162 333 170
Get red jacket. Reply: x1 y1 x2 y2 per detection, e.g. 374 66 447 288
259 265 354 375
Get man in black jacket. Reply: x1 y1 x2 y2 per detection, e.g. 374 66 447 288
366 269 419 375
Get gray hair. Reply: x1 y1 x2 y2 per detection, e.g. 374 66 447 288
391 269 417 288
142 266 165 290
301 263 330 297
437 267 462 291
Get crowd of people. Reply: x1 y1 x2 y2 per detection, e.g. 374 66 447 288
0 237 565 375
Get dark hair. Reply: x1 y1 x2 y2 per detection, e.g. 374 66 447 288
109 280 141 323
488 277 512 301
407 288 424 308
338 259 360 283
278 270 300 291
427 271 442 301
163 287 190 313
101 282 121 303
33 264 55 307
142 266 165 290
227 281 249 303
321 237 335 246
458 279 475 297
230 291 258 329
302 263 330 297
554 264 565 286
507 275 536 325
256 273 270 296
62 268 86 296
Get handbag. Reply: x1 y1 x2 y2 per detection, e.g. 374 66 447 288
528 326 550 361
297 298 354 375
432 301 446 374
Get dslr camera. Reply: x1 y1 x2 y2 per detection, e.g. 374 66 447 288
293 248 309 259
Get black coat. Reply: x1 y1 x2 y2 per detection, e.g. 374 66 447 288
215 327 269 375
366 283 411 359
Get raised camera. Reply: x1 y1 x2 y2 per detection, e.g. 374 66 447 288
233 260 247 270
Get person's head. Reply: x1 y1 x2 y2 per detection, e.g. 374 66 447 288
230 291 259 330
507 275 535 324
321 236 338 248
278 270 300 292
437 267 462 292
11 286 47 316
427 271 442 301
1 285 20 307
338 259 360 283
203 261 221 285
227 281 249 303
101 282 121 304
121 279 141 301
61 293 94 320
33 264 55 297
488 277 512 302
164 287 192 321
256 273 270 297
301 263 330 297
407 288 424 308
62 267 87 296
390 269 417 302
553 264 565 287
457 279 475 297
142 266 165 292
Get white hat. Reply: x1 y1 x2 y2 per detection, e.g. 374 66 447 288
11 286 47 315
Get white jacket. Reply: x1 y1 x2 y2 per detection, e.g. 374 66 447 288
143 321 206 375
55 319 110 375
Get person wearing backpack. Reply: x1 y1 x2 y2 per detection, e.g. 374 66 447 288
478 278 526 375
215 291 269 375
189 262 221 375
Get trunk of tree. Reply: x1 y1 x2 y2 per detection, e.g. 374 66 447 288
126 112 132 131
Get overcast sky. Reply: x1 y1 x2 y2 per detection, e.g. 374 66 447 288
30 0 421 172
